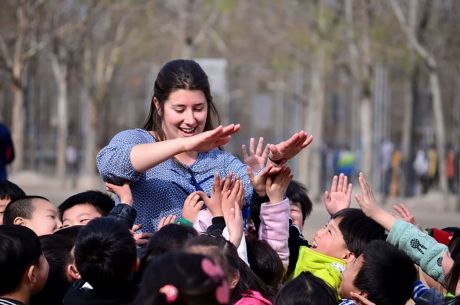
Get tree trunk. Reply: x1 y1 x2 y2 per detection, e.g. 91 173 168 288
50 53 68 181
400 77 413 196
11 82 24 172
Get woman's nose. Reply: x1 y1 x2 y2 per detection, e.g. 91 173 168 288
183 109 196 124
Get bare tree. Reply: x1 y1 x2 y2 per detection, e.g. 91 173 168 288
389 0 448 195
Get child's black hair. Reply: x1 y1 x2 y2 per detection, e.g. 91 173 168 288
74 217 136 290
332 208 386 257
446 237 460 294
286 180 312 223
58 190 115 221
246 239 284 290
354 240 417 305
0 180 26 201
135 252 229 305
3 195 50 225
0 225 43 295
137 223 198 281
274 271 337 305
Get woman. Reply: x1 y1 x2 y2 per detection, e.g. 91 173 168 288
97 59 311 233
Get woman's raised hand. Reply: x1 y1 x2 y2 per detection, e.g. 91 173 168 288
268 131 313 164
183 124 240 152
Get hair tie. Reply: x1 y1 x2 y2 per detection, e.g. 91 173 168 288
159 284 178 303
201 258 230 304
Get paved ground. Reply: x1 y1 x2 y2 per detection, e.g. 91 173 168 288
9 171 460 241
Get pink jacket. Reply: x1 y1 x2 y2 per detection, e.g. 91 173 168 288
234 290 272 305
258 198 290 267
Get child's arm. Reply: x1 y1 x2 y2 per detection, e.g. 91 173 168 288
323 173 353 216
221 178 244 247
259 166 293 267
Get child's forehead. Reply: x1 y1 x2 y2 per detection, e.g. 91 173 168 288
32 198 56 210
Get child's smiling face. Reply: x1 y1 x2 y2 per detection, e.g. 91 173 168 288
311 217 349 259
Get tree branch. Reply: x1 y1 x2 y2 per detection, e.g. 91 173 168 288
0 34 12 69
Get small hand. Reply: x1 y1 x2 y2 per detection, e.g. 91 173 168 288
247 164 273 197
157 215 177 231
392 203 417 226
323 173 352 215
197 173 224 217
350 292 375 305
266 166 293 204
268 131 313 163
223 201 243 248
105 182 133 205
182 192 204 223
355 173 383 219
130 224 152 246
222 178 245 213
242 137 269 173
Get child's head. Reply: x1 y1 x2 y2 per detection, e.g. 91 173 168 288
0 180 26 225
0 225 49 298
3 196 61 236
246 239 285 289
135 252 229 305
138 223 197 281
286 180 312 230
339 240 416 305
58 190 115 228
74 217 137 290
186 235 275 303
312 208 385 261
274 271 337 305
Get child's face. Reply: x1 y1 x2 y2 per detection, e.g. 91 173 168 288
339 254 364 298
0 196 11 225
25 199 61 236
290 202 304 231
311 217 348 259
62 203 103 228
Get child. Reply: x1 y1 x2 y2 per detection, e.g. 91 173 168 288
0 225 49 305
58 190 115 228
3 196 61 236
339 239 417 305
0 180 25 225
135 252 230 305
356 172 460 304
274 271 337 305
63 217 138 305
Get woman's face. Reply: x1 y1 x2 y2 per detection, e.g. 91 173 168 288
158 89 208 140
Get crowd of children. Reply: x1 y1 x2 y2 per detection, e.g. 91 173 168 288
1 58 460 305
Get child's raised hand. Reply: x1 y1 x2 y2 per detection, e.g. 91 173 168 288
350 292 375 305
182 192 204 223
242 137 269 173
157 215 177 231
130 224 152 246
247 164 274 197
222 178 245 212
355 173 396 231
197 173 224 217
223 201 244 248
266 166 293 204
392 203 417 226
323 173 352 215
105 182 133 205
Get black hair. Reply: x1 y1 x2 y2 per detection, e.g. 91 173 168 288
58 190 115 221
274 271 337 305
74 217 137 290
332 208 386 257
137 223 198 282
135 252 229 305
30 233 77 305
185 235 275 304
143 59 220 140
246 239 284 290
286 180 312 223
446 237 460 294
3 195 50 225
0 180 26 201
354 240 416 305
0 225 43 295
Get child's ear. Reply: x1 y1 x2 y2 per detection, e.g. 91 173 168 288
13 217 26 226
343 251 356 263
66 263 81 281
26 264 37 285
229 270 240 289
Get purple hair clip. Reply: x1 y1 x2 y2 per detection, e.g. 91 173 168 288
159 284 178 303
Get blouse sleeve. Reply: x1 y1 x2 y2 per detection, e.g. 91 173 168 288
96 129 151 183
